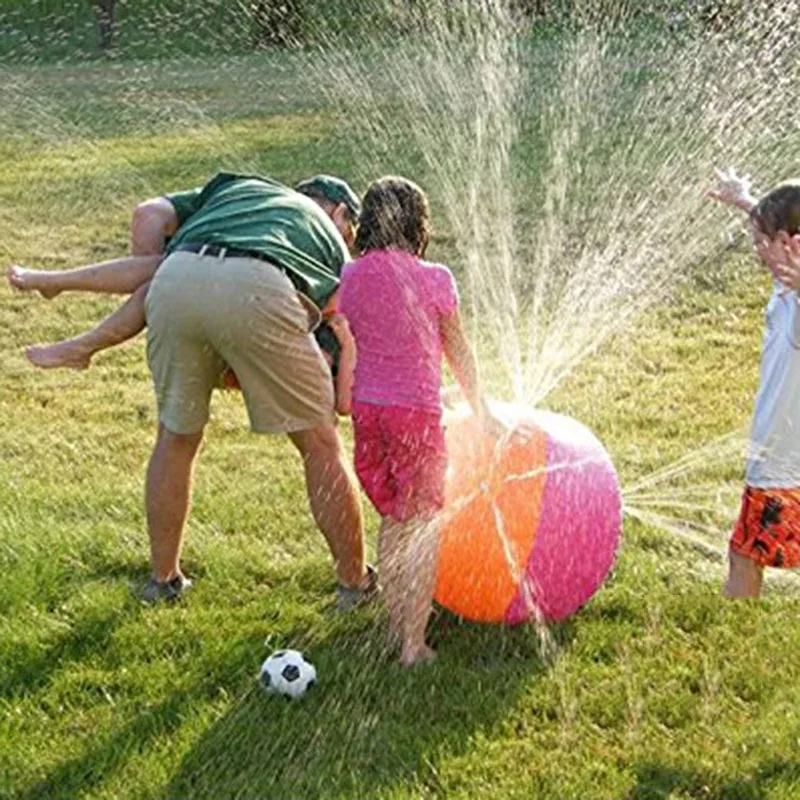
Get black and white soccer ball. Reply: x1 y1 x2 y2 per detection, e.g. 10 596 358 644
259 649 316 699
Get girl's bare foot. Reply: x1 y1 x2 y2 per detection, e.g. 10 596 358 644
7 265 62 299
26 341 93 370
399 644 437 667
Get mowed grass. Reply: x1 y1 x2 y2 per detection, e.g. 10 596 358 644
2 53 800 800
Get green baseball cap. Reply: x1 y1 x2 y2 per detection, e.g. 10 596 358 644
295 175 361 221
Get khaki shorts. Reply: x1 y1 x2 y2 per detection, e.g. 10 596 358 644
145 250 335 435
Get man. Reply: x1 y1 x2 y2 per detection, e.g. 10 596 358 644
137 172 375 608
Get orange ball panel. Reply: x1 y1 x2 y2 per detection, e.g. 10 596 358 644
435 412 548 622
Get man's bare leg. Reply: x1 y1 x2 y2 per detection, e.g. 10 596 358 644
288 424 366 588
145 424 204 582
26 282 150 369
8 255 160 299
723 551 764 598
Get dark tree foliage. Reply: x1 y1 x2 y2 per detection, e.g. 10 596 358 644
250 0 304 48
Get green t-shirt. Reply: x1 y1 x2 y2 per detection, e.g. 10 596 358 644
165 173 350 308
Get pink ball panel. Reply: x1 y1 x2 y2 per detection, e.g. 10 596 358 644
505 410 621 624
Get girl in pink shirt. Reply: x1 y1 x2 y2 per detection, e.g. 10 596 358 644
337 176 504 666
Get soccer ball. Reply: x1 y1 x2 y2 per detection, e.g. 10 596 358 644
259 649 316 699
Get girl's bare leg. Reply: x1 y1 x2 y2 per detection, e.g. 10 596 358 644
398 515 440 667
378 517 408 652
7 255 160 299
26 283 149 370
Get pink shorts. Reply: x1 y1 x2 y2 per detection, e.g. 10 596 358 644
352 401 447 522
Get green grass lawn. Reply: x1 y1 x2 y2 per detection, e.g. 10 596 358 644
3 41 800 800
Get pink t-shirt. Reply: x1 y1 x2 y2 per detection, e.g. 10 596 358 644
338 249 459 411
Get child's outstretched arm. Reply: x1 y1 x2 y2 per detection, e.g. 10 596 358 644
441 309 506 437
328 314 356 416
705 167 757 213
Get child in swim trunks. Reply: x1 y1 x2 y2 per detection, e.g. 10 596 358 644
707 170 800 596
337 175 507 665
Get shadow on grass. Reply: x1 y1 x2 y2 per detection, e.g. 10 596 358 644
1 605 127 700
163 606 574 800
629 759 800 800
6 554 571 800
1 558 153 703
15 691 193 800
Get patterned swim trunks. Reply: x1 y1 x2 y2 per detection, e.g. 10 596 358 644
730 486 800 568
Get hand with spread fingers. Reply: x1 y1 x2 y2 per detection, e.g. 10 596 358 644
705 167 757 213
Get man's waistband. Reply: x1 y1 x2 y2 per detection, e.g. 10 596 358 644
172 241 284 269
171 242 322 330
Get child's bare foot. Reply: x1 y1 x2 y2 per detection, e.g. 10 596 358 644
7 265 62 299
399 644 437 667
26 341 93 370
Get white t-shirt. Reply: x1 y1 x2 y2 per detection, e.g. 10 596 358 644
745 283 800 487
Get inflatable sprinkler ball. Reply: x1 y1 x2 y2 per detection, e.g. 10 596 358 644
434 402 621 624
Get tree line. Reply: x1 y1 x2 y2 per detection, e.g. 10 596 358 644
0 1 747 61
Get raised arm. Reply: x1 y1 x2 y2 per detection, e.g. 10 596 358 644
705 167 757 214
